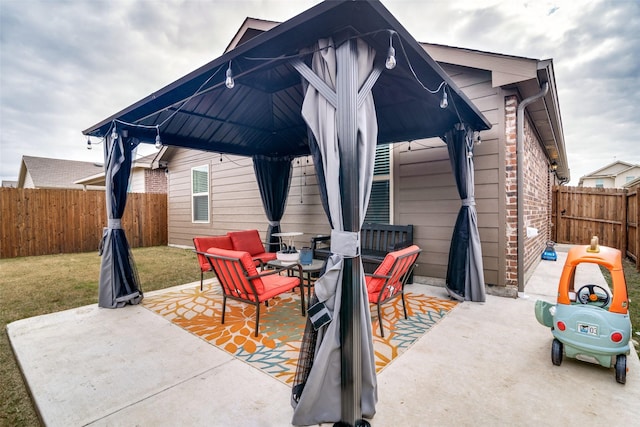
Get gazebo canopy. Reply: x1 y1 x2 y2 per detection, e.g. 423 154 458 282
84 1 491 425
83 0 489 151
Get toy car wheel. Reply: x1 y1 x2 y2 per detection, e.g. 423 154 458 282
551 339 563 366
615 354 626 384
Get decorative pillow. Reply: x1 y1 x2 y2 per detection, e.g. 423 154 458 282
193 236 233 270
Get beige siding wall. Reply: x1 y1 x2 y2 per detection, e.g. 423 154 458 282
167 150 328 249
394 63 502 286
129 169 146 193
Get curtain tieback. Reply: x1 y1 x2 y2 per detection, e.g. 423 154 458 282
268 220 280 227
108 219 122 229
330 230 360 258
461 197 475 207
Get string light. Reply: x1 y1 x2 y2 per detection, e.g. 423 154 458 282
155 125 162 149
439 86 448 109
87 28 460 154
385 31 397 70
225 61 235 89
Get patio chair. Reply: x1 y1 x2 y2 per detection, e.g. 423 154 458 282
204 247 305 336
193 236 234 291
366 244 422 337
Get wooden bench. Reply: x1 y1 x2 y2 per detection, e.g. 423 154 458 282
311 223 414 274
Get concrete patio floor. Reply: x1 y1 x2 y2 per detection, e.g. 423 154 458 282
7 247 640 426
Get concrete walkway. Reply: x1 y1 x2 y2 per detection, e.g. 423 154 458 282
7 249 639 426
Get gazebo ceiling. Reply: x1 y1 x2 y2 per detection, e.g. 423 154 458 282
83 0 490 158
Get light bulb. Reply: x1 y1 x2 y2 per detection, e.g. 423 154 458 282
439 89 448 109
385 46 396 70
225 67 235 89
155 126 162 149
87 137 92 150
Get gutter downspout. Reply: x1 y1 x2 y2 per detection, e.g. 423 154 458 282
517 82 549 297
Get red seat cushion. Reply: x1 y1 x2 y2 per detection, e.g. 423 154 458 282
228 230 266 256
193 236 233 271
258 274 300 302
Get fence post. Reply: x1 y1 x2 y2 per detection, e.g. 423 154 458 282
621 189 627 256
636 185 640 271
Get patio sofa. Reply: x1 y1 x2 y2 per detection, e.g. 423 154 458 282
193 230 277 290
311 223 414 274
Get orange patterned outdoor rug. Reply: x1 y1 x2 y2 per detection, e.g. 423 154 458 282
143 285 457 385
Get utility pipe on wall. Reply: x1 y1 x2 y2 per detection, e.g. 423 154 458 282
517 82 549 295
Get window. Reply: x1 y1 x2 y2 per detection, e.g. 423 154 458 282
626 176 636 183
191 165 209 223
595 178 604 188
365 144 390 223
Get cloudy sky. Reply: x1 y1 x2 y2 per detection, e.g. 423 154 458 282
1 0 638 185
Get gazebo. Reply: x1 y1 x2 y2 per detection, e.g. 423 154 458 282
84 1 490 426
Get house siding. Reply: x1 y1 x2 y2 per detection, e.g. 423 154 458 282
394 63 501 286
167 150 326 249
129 169 146 193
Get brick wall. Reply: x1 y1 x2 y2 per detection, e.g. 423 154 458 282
504 95 553 292
144 169 167 194
504 96 518 289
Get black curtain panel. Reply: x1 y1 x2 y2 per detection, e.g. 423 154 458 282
443 123 486 302
253 155 293 253
98 129 143 308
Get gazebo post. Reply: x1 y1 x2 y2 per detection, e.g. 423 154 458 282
335 37 364 427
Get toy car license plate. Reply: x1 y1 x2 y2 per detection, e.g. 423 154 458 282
577 323 598 336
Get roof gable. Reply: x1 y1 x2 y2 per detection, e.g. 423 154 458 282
18 156 105 189
582 161 639 178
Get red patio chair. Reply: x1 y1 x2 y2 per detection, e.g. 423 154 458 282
204 247 305 336
366 245 422 337
193 236 234 291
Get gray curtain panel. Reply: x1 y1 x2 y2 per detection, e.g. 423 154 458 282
291 38 378 425
253 155 293 253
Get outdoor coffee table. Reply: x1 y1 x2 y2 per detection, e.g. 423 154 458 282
267 258 325 309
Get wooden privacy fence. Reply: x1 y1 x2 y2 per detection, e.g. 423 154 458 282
0 188 167 259
553 185 639 269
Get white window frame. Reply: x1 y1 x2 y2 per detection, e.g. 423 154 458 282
191 164 210 223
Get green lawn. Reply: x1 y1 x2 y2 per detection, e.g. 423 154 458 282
0 246 201 427
601 258 640 340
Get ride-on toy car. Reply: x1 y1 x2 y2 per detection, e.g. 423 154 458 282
535 237 631 384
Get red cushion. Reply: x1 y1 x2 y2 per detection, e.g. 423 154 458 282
206 247 263 295
367 245 420 298
193 236 233 271
228 230 265 256
258 274 300 302
252 251 278 264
